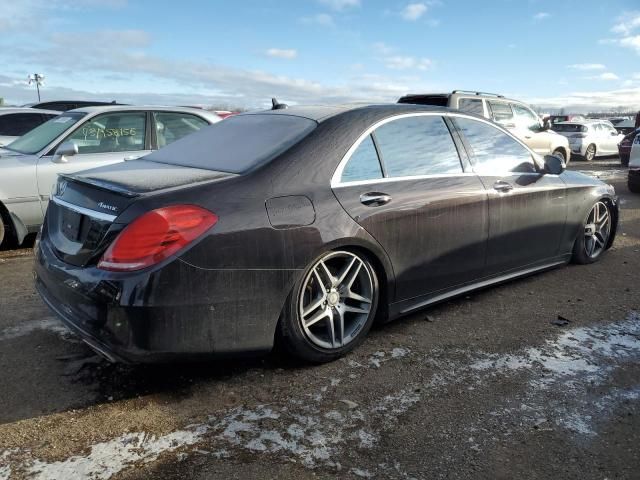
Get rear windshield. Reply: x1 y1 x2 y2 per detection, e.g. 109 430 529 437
552 124 587 133
147 113 317 173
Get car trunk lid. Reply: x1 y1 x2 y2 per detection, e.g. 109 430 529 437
46 159 235 267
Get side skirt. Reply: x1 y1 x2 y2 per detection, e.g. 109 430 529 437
389 256 570 319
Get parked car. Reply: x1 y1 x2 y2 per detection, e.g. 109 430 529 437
34 103 618 364
0 106 220 248
618 128 639 166
398 91 571 164
628 133 640 193
0 108 59 146
611 119 637 136
551 120 625 162
23 100 125 112
548 114 586 125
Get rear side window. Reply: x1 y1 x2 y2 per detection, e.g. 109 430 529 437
148 114 317 174
454 117 536 174
341 135 383 182
458 98 484 116
0 113 48 136
154 112 209 147
373 115 462 177
487 101 514 126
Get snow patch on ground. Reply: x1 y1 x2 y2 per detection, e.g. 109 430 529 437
26 427 207 480
0 318 70 341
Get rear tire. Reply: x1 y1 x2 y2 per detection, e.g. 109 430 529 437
278 250 379 363
0 211 17 250
584 144 596 162
629 178 640 193
571 200 612 264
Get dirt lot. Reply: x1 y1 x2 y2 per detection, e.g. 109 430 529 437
1 160 639 480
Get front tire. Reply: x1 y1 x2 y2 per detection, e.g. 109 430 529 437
278 250 379 363
552 148 567 165
584 144 596 162
571 200 612 264
629 178 640 193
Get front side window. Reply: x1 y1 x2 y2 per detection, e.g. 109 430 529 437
454 117 536 174
373 115 462 177
154 112 210 147
4 112 86 154
488 101 514 127
512 104 541 131
341 135 383 182
458 98 484 116
65 112 146 154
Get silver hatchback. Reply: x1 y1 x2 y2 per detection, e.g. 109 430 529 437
0 105 220 247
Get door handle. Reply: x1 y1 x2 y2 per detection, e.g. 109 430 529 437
493 181 514 193
360 192 392 206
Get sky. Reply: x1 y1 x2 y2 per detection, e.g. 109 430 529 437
1 0 639 112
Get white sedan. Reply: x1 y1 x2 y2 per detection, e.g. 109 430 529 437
552 120 625 161
0 105 220 248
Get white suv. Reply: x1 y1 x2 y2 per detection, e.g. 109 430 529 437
398 90 571 164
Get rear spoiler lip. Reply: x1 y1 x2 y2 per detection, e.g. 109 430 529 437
59 173 140 198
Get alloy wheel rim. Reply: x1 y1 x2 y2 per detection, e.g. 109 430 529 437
586 145 595 160
299 251 373 350
584 201 611 259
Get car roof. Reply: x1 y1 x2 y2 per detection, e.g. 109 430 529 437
243 103 457 123
64 105 222 121
0 107 60 115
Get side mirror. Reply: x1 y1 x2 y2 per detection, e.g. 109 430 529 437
51 141 78 164
543 154 565 175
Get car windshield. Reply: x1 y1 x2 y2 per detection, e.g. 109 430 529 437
552 124 587 133
5 112 86 154
148 113 317 173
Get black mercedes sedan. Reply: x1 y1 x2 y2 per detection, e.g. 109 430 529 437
34 103 618 363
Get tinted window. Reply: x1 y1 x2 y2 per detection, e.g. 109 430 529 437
374 116 462 177
0 113 48 136
458 98 484 115
488 101 514 126
65 112 146 154
454 117 536 174
341 135 383 182
154 112 209 147
148 114 317 174
5 112 86 154
552 124 587 133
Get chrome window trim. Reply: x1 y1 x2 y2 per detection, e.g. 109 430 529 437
51 196 117 222
331 111 540 188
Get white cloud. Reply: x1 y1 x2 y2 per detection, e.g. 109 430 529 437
373 42 394 55
384 56 432 70
633 73 640 80
533 12 550 21
401 3 428 21
526 87 640 111
585 72 620 81
300 13 334 27
603 13 640 55
265 48 298 59
619 35 640 54
317 0 360 11
611 12 640 35
567 63 606 71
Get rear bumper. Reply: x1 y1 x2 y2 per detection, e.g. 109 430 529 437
34 237 297 363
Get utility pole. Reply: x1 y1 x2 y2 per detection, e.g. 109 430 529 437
27 73 45 102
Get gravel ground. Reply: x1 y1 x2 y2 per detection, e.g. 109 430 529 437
0 160 639 480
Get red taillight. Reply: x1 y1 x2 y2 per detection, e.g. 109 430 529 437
98 205 217 272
